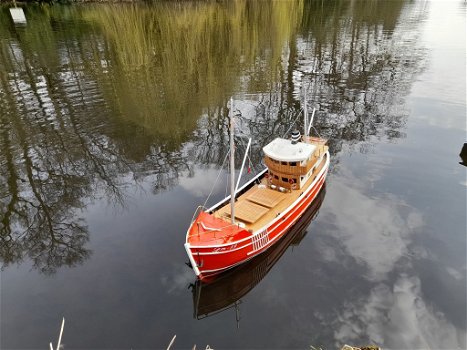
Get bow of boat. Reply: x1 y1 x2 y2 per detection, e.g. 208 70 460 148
185 211 252 279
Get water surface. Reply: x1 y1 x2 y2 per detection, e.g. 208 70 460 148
0 0 465 349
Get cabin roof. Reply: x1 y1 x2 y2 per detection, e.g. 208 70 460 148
263 137 316 162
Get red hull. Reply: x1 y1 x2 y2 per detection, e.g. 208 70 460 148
185 157 328 281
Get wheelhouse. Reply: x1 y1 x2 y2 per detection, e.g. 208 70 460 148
263 137 325 190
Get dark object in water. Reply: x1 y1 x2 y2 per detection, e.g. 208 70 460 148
459 143 467 166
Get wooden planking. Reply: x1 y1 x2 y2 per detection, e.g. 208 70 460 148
245 154 327 231
225 201 269 224
214 144 328 231
246 187 285 208
214 157 326 230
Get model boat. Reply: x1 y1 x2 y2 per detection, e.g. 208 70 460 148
185 99 330 281
192 185 326 319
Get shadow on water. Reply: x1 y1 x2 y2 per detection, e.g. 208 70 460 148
191 185 326 321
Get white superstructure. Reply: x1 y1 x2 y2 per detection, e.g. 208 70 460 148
262 137 316 162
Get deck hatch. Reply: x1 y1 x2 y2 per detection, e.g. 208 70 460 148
246 187 285 208
225 201 269 224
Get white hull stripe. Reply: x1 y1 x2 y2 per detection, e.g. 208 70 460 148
191 174 326 257
198 256 256 276
197 179 323 275
246 176 324 256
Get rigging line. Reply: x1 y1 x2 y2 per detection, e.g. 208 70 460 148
311 125 322 138
202 151 230 209
225 159 229 198
248 142 255 176
282 109 304 138
232 119 251 139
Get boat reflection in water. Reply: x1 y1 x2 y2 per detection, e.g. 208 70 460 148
191 185 326 320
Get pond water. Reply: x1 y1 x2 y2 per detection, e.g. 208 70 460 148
0 0 465 349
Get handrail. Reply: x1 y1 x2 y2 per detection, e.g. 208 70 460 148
190 206 245 240
188 224 248 245
191 205 207 224
200 222 222 232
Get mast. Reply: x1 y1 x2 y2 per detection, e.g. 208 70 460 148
230 98 235 224
303 87 308 138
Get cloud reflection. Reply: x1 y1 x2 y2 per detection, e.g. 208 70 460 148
324 169 423 281
160 264 194 295
333 274 466 350
317 167 465 349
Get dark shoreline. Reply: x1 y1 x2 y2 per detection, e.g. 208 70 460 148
1 0 208 3
2 0 142 3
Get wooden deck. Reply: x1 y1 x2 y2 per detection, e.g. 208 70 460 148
225 201 269 224
246 187 285 208
214 145 328 232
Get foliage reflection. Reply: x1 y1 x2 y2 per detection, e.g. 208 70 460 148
0 0 424 273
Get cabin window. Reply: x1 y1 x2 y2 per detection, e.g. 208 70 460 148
292 178 297 183
281 161 288 165
290 162 297 166
274 175 279 180
282 177 288 182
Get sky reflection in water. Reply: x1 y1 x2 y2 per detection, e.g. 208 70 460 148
0 0 465 349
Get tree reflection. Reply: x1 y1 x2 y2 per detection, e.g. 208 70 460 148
297 0 427 155
188 0 426 169
0 0 424 273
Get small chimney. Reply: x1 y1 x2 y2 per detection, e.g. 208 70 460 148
291 130 301 144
